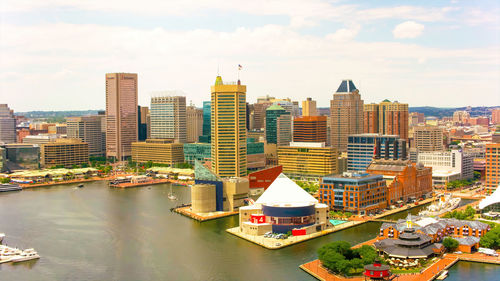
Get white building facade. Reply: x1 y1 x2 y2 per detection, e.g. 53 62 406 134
417 149 473 185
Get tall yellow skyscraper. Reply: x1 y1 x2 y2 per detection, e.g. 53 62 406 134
211 76 247 177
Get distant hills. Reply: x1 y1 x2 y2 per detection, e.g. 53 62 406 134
16 110 102 118
318 106 498 119
14 106 499 120
409 106 498 118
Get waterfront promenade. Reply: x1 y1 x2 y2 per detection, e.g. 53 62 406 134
300 252 500 281
175 206 238 222
226 197 437 250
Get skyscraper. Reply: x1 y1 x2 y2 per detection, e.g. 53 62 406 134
186 105 203 143
413 126 444 152
364 100 409 140
0 104 16 144
198 101 212 143
150 95 187 143
293 116 327 143
265 105 291 145
67 115 106 156
330 80 364 152
105 73 138 160
485 143 500 188
302 97 317 116
137 106 149 141
202 101 211 136
211 76 247 177
276 114 292 147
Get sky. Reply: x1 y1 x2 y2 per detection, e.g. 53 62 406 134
1 0 499 111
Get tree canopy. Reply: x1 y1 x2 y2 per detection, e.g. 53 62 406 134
317 241 377 276
443 237 459 252
480 225 500 249
442 206 476 220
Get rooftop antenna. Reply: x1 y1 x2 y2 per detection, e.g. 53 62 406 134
237 64 242 84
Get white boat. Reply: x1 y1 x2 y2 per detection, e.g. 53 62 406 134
0 183 22 192
436 270 448 280
419 194 461 217
11 249 40 263
168 185 177 200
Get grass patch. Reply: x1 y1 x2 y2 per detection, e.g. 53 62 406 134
391 268 421 274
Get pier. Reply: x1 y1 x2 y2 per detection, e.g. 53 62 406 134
173 206 238 222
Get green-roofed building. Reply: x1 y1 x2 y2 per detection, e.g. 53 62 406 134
266 105 291 145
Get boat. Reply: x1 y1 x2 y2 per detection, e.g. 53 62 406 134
77 184 84 188
11 248 40 263
436 270 448 280
0 183 22 192
0 233 4 244
419 193 461 217
168 185 177 200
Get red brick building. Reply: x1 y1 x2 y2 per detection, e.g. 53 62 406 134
366 159 432 204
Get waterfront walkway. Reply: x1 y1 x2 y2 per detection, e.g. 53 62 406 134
227 220 363 249
175 206 238 222
301 252 500 281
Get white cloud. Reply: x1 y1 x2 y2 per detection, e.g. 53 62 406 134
1 1 456 28
0 23 498 111
393 21 425 39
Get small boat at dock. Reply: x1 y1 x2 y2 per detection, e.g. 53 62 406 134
436 270 448 280
419 193 461 217
0 183 22 192
78 184 84 188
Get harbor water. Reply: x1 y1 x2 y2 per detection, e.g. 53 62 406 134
0 182 496 280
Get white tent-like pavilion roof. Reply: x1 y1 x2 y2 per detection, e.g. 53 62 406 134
255 173 318 207
479 185 500 210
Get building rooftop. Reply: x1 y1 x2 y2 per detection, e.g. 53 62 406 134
289 142 325 148
323 172 383 183
255 173 318 207
336 80 357 93
266 104 285 111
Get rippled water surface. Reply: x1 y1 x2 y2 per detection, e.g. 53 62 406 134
0 182 494 280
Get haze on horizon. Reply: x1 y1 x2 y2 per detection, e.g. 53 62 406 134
1 0 499 111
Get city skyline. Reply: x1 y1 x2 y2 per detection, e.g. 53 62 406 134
1 0 499 111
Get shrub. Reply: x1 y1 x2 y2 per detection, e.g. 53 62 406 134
443 237 459 252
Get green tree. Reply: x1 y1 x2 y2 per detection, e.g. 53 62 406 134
0 177 10 184
473 171 481 181
319 251 345 272
480 226 500 249
443 237 459 252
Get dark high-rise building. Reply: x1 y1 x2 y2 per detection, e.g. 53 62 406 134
199 101 211 143
265 105 290 145
137 106 149 141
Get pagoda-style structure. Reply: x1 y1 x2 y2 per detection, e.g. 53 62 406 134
374 216 443 259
